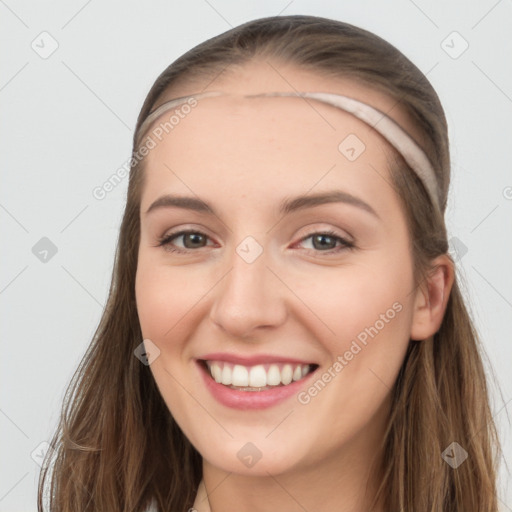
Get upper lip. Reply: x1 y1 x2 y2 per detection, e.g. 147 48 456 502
198 352 317 366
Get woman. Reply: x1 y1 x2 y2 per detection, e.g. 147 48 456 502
38 15 503 512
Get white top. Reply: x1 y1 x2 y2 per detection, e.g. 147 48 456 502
144 479 208 511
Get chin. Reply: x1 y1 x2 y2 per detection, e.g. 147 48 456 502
198 438 305 477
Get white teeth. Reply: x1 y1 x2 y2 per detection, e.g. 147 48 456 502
205 361 314 388
231 365 249 386
212 363 222 383
221 365 232 385
281 364 293 385
249 365 267 387
267 364 281 386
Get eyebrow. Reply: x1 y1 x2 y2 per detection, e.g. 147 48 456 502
144 190 379 218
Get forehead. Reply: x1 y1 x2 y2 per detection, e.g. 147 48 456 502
145 93 386 171
137 60 422 221
152 58 425 149
140 92 400 222
137 60 425 212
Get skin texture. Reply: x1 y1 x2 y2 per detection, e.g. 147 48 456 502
135 60 453 512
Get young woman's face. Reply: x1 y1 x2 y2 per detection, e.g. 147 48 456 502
135 61 422 477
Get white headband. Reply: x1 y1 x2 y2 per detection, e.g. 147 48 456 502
136 90 440 211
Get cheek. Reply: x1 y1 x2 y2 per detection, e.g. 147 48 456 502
286 261 414 441
135 258 208 343
290 253 414 350
136 264 175 341
134 260 209 422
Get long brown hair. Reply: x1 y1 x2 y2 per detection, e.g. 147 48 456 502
38 15 504 511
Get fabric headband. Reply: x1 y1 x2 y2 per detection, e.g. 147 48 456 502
136 90 440 211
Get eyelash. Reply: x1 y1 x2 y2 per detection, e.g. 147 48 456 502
155 229 355 255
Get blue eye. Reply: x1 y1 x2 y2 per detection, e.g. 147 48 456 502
156 229 354 254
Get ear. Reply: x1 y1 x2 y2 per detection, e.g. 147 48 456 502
410 254 455 341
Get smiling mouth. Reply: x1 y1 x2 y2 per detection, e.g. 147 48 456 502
200 360 319 391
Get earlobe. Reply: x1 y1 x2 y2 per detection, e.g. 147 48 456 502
410 255 455 341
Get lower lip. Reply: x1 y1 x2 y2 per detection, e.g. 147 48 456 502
197 361 317 410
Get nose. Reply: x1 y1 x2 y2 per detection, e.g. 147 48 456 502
208 243 288 340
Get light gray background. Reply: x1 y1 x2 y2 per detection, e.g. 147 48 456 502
1 1 511 510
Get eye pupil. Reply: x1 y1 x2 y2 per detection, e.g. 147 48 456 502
313 234 336 250
185 233 205 248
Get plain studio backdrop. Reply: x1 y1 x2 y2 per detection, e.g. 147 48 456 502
1 1 511 510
